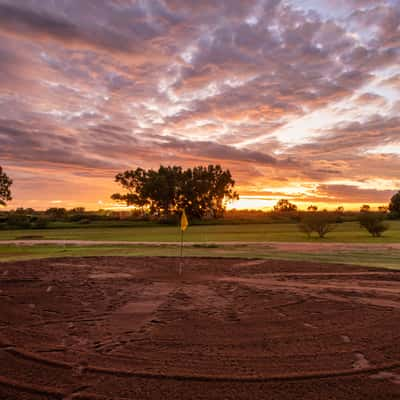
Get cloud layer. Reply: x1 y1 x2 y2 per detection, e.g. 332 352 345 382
0 0 399 209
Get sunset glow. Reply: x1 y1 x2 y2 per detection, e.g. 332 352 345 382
1 0 399 210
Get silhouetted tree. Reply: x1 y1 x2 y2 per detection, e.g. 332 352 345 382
336 206 344 213
389 191 400 217
359 213 389 237
273 199 298 212
112 165 238 219
307 205 318 212
360 204 370 212
0 167 12 206
45 208 67 220
298 212 336 238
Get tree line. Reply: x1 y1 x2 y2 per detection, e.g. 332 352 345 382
1 165 400 236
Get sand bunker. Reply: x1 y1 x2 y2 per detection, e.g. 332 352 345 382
0 256 399 399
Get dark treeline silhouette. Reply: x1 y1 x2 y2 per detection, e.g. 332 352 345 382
0 167 12 206
111 165 239 220
1 161 400 234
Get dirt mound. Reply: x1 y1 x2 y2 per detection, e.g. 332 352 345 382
0 256 399 399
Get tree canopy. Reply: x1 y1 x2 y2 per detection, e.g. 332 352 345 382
273 199 298 212
0 167 12 206
389 191 400 216
111 165 239 219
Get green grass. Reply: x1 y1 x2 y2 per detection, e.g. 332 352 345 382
0 221 400 242
1 244 399 270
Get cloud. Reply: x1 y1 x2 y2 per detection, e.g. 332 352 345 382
0 119 118 170
0 0 399 208
0 2 157 56
316 184 397 203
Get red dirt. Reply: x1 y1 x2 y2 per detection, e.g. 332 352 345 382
0 256 399 399
3 239 400 253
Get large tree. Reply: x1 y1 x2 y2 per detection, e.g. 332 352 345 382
112 165 238 219
273 199 297 212
0 167 12 206
389 191 400 215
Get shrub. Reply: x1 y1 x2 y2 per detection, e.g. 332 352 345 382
359 213 389 237
298 212 336 238
31 216 49 229
6 213 31 229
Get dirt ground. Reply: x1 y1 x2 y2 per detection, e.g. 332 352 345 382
0 256 399 399
3 239 400 253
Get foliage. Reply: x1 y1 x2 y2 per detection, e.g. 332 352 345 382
6 214 31 229
360 204 370 212
359 212 389 237
4 212 49 229
389 191 400 218
298 212 336 238
111 165 239 219
0 167 12 206
307 205 318 212
45 208 68 220
273 199 298 212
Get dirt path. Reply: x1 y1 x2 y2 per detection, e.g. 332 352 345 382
2 239 400 252
0 256 399 399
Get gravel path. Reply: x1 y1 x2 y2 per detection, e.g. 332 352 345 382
1 239 400 252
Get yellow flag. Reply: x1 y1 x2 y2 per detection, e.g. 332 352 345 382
180 209 188 232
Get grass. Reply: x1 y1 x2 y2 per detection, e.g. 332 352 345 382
0 221 400 243
1 243 399 270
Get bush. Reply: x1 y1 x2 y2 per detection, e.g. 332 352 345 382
298 212 336 238
298 220 314 238
359 213 389 237
31 216 49 229
6 213 32 229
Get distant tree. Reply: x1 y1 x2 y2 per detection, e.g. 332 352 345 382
298 212 336 238
359 213 389 237
273 199 298 212
378 205 388 213
112 165 238 220
0 167 12 206
307 205 318 212
360 204 370 212
336 206 344 213
298 219 314 238
15 207 35 214
45 208 67 220
70 207 85 213
68 207 87 222
389 191 400 215
6 213 31 229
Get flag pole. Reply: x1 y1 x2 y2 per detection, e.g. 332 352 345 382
179 229 183 275
179 209 188 276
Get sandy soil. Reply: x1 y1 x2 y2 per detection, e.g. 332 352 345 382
0 256 399 399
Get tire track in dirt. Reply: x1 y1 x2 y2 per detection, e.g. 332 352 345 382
0 257 399 399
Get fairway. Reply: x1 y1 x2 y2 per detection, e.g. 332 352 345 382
1 221 400 243
1 242 400 270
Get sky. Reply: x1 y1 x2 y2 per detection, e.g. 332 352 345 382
0 0 399 211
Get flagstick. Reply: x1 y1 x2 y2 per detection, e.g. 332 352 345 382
179 229 183 275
